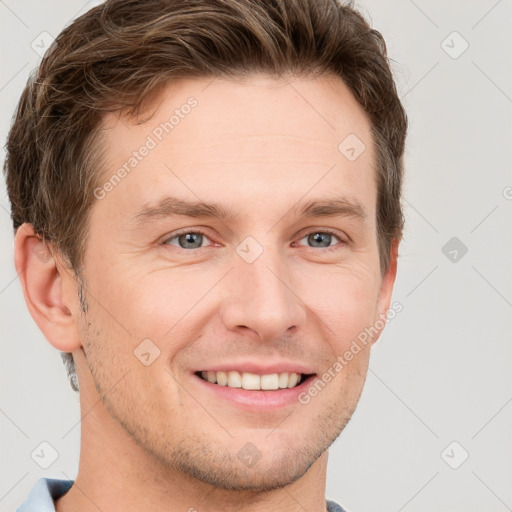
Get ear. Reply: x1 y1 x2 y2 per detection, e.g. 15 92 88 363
371 237 399 345
13 223 83 353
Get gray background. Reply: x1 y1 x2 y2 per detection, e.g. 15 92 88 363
1 1 511 511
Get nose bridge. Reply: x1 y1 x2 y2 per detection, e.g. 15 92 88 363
221 233 305 338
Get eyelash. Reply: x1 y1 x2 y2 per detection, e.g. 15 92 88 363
161 228 346 253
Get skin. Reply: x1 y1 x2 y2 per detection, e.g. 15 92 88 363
15 73 398 512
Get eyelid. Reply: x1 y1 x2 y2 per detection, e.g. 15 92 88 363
297 226 345 240
161 226 347 252
293 227 346 249
160 227 218 249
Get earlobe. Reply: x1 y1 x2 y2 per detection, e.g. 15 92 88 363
14 223 82 353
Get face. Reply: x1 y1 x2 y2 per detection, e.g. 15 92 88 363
74 73 396 491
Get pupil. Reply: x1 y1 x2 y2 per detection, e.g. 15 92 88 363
180 233 202 249
309 232 330 247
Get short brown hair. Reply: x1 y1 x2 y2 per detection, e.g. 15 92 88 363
3 0 407 392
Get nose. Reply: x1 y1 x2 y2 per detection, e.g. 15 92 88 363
220 238 307 342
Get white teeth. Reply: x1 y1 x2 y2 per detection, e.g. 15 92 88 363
227 370 242 388
216 371 228 386
242 372 260 390
278 372 289 388
287 372 298 388
260 373 279 390
199 370 305 390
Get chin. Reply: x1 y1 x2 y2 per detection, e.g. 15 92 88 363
174 445 320 492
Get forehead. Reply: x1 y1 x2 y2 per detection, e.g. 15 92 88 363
95 74 376 224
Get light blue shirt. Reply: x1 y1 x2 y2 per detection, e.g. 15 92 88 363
16 478 349 511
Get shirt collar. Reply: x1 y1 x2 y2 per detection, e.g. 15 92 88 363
16 478 73 512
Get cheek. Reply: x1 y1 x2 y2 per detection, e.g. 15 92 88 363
297 261 380 340
88 245 381 346
79 299 175 408
85 259 188 339
121 269 223 339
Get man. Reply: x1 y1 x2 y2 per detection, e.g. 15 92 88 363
4 0 407 510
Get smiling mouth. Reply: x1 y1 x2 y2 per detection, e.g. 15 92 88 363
194 370 316 390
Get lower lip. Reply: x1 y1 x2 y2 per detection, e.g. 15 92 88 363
192 373 316 411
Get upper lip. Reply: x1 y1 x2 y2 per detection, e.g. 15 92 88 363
194 361 316 375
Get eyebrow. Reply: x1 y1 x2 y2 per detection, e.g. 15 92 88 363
128 195 367 229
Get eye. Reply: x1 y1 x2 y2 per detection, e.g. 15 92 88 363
162 230 214 250
293 229 345 250
161 228 346 252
